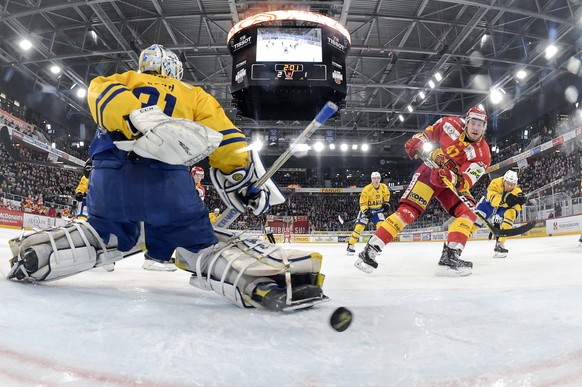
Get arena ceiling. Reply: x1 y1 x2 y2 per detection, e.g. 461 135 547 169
1 0 582 155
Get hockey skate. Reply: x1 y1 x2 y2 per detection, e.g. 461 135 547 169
142 253 176 271
346 243 356 255
354 244 380 274
493 240 508 258
435 243 472 277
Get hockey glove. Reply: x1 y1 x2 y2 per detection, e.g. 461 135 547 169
429 168 457 188
382 203 391 213
75 192 85 202
210 149 285 216
363 208 373 219
114 105 223 166
404 132 429 159
504 192 526 207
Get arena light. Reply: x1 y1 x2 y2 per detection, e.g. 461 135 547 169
516 69 527 80
418 91 425 99
19 39 32 50
352 144 358 150
50 65 61 74
422 142 434 153
75 88 87 98
51 142 56 148
398 114 405 122
313 141 324 152
407 105 413 112
489 88 503 104
478 104 485 110
434 72 442 82
329 143 336 150
361 143 369 152
340 143 348 151
428 80 435 89
545 44 558 59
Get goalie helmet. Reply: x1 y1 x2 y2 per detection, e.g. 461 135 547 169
138 44 183 80
191 166 204 177
503 170 518 185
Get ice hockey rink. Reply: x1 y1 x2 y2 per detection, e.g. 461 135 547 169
1 227 582 386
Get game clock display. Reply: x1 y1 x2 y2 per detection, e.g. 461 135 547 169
250 63 327 82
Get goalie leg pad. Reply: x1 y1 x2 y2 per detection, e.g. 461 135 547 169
7 220 123 282
175 229 327 311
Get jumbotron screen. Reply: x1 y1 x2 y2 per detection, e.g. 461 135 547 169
256 27 322 62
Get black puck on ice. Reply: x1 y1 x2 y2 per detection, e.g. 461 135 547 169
329 307 353 332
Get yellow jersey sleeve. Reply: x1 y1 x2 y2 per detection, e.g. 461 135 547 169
87 72 141 138
191 89 249 173
486 177 506 207
359 185 371 212
382 183 390 204
75 176 89 195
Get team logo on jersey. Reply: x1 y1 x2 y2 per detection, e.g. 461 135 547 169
464 144 477 160
443 122 460 140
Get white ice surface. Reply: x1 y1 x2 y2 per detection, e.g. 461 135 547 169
1 227 582 386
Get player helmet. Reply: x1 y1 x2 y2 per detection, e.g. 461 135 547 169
465 106 488 124
503 170 518 185
138 44 183 80
371 171 381 179
191 166 204 177
214 208 220 213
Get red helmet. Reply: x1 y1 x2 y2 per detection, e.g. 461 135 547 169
465 106 488 124
191 166 204 177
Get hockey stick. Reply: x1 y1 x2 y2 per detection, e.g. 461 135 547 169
214 101 339 229
337 214 359 225
417 152 536 237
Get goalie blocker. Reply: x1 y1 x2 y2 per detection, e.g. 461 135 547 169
6 220 328 311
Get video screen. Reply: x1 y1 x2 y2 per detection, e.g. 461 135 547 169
256 27 322 62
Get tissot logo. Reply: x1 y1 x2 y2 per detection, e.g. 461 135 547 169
327 36 346 51
233 35 252 51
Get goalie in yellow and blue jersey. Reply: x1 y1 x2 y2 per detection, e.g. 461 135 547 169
470 170 526 258
6 44 328 312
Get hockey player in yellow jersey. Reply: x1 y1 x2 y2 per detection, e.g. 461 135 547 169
346 172 391 255
471 170 526 258
209 208 220 224
6 44 328 312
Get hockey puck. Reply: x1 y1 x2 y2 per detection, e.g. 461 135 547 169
329 307 353 332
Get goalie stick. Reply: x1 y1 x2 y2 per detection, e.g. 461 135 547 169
214 101 339 229
417 151 536 238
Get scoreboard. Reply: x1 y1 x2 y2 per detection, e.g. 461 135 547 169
228 10 350 120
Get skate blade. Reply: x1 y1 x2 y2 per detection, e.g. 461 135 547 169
435 265 472 277
142 263 177 272
346 251 355 256
354 258 374 274
492 252 508 258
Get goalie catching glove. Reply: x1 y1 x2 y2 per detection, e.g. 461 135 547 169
210 149 285 216
114 105 223 166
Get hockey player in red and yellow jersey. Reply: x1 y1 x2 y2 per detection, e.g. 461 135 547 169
7 44 327 312
356 106 491 276
191 166 206 201
346 172 390 255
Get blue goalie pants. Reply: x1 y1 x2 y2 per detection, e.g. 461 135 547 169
87 150 217 261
